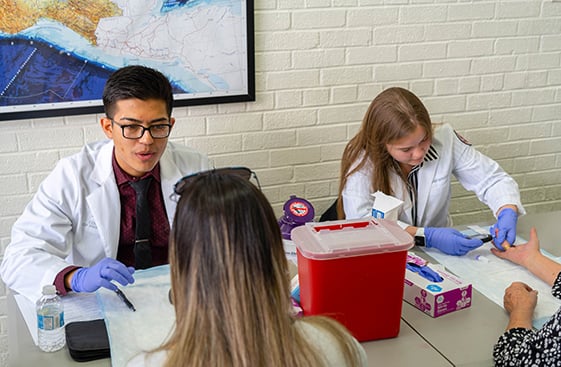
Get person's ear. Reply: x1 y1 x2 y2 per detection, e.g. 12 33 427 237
100 117 114 139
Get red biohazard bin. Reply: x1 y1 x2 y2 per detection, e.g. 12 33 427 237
291 218 413 342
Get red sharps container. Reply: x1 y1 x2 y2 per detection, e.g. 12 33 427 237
291 218 413 342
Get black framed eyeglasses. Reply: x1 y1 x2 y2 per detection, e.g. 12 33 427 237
174 166 261 195
109 118 172 139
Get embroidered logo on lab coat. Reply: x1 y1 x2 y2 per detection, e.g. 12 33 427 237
83 217 98 230
454 130 472 146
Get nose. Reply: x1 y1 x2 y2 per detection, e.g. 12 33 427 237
412 146 426 160
138 128 154 144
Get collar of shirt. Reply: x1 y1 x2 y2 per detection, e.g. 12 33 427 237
408 144 439 178
112 150 162 186
407 144 439 227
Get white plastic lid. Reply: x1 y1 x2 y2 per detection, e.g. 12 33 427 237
42 285 56 295
291 218 414 259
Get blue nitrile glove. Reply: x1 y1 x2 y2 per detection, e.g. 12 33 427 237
406 262 444 282
425 227 484 256
71 258 135 293
489 208 518 250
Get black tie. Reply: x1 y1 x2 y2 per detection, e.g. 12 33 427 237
130 177 153 269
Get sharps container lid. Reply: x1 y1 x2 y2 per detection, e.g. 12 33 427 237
291 218 414 260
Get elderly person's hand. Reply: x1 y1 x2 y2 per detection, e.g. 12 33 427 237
502 282 537 330
491 227 541 269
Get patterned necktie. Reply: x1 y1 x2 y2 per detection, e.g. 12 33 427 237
129 176 153 269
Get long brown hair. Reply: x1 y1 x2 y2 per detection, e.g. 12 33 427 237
159 173 362 366
337 87 433 218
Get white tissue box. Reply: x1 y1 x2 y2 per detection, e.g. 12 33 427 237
371 191 403 221
403 252 472 318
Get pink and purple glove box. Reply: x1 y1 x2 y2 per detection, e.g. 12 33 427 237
403 252 472 318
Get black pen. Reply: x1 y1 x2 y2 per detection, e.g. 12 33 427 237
115 288 136 312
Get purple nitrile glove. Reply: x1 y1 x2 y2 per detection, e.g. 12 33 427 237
489 208 518 251
71 257 135 293
425 227 484 256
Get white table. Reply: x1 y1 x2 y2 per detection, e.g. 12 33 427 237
8 211 559 366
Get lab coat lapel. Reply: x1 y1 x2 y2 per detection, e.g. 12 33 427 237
416 159 439 226
87 142 121 258
160 150 182 226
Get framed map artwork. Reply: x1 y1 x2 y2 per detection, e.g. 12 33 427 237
0 0 255 121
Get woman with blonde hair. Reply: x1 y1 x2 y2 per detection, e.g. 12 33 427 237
338 87 524 256
128 170 367 366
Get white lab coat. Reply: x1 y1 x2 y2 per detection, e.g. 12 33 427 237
0 140 209 302
342 124 525 227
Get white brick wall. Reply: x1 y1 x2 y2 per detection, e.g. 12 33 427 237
2 0 561 361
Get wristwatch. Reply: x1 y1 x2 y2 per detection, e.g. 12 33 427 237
414 227 425 247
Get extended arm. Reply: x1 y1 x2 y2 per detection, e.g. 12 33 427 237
492 227 561 287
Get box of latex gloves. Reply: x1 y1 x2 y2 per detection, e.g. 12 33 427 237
403 252 472 317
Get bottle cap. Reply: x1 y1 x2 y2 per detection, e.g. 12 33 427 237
278 195 315 240
282 195 315 224
42 285 56 295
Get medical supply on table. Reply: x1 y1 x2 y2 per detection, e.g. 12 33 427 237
65 319 110 362
472 254 490 263
36 285 65 352
290 296 303 317
292 218 413 341
467 233 493 243
371 191 403 220
284 239 298 264
406 262 443 283
115 288 136 311
278 195 315 240
290 274 300 303
98 265 174 367
404 252 472 318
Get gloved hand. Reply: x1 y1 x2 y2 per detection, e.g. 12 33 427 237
425 227 484 256
489 208 518 251
71 258 135 293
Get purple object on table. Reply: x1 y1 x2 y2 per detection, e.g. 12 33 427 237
278 195 315 240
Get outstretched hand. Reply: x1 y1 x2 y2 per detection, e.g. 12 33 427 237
491 227 540 269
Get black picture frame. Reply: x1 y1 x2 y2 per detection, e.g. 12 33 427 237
0 1 255 121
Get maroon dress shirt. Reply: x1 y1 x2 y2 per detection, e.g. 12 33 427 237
54 151 170 294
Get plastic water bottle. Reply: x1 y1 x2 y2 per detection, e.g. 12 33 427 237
36 285 65 352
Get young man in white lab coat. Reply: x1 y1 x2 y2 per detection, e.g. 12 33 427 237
0 66 209 302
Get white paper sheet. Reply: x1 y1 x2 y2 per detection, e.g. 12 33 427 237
283 239 298 265
422 226 561 329
15 291 103 345
97 265 175 367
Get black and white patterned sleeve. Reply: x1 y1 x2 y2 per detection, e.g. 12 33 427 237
493 272 561 367
552 272 561 299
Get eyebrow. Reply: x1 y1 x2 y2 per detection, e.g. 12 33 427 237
394 134 429 149
117 117 169 124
